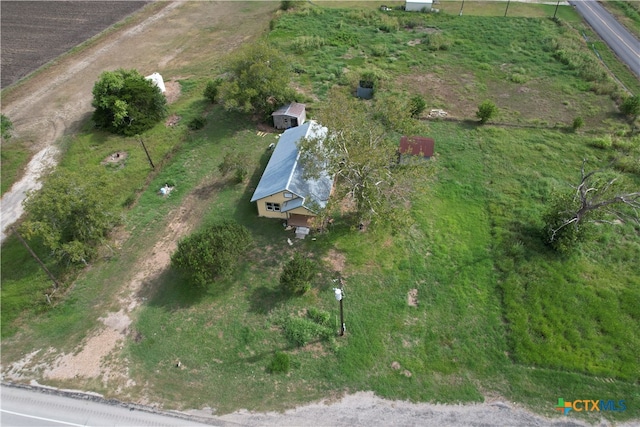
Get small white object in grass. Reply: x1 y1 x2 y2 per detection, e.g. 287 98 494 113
287 238 293 246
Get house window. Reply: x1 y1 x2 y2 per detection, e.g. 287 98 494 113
266 202 281 212
283 192 293 198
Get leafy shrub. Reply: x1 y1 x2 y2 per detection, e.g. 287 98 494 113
378 15 399 33
171 221 252 287
204 78 222 103
614 156 640 174
330 31 359 47
280 0 297 11
510 73 527 84
1 114 13 141
282 316 332 347
292 36 325 54
219 152 249 183
280 253 316 295
21 170 119 264
589 135 613 149
282 317 316 347
476 100 498 124
307 307 331 327
542 191 590 253
620 95 640 118
401 16 422 29
234 166 248 183
370 44 389 57
122 193 136 208
188 116 206 130
421 33 450 51
92 69 166 136
267 352 290 374
572 116 584 132
409 95 427 118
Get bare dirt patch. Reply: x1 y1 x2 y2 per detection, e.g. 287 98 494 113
407 288 418 307
165 113 181 127
398 68 480 119
163 80 182 105
100 151 128 165
324 249 346 274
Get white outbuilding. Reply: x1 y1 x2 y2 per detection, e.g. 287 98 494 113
145 72 166 93
405 0 433 12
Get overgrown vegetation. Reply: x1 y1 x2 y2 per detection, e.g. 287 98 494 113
20 169 119 264
2 2 640 423
1 114 13 141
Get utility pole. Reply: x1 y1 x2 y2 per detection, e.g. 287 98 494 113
504 0 510 17
459 0 464 16
553 0 560 19
333 287 345 336
138 135 155 169
11 227 59 289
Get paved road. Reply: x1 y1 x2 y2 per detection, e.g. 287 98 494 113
569 0 640 78
0 385 217 427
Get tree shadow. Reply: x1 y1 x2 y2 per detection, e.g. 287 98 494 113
139 267 209 310
192 178 233 200
248 285 289 315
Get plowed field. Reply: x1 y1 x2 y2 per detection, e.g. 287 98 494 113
1 1 148 88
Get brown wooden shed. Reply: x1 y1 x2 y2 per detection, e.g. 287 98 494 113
272 102 306 130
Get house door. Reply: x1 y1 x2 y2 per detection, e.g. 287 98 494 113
290 118 298 128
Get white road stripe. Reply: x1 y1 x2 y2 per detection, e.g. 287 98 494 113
582 1 640 57
0 409 89 426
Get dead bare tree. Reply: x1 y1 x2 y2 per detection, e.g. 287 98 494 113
546 160 640 246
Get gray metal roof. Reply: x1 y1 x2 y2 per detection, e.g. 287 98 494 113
272 102 306 119
250 121 333 212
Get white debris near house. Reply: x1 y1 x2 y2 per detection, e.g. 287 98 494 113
428 109 448 118
145 72 166 93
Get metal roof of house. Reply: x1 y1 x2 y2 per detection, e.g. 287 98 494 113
399 136 435 157
250 121 333 211
281 198 304 213
271 102 306 118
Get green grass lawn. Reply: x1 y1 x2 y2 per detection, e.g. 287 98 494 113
2 2 639 424
0 139 30 196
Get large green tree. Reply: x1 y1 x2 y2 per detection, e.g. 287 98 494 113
218 42 296 117
21 170 119 264
299 89 429 225
92 69 166 136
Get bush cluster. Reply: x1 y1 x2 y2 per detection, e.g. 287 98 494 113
171 221 252 287
282 314 333 347
280 253 316 295
267 352 290 374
